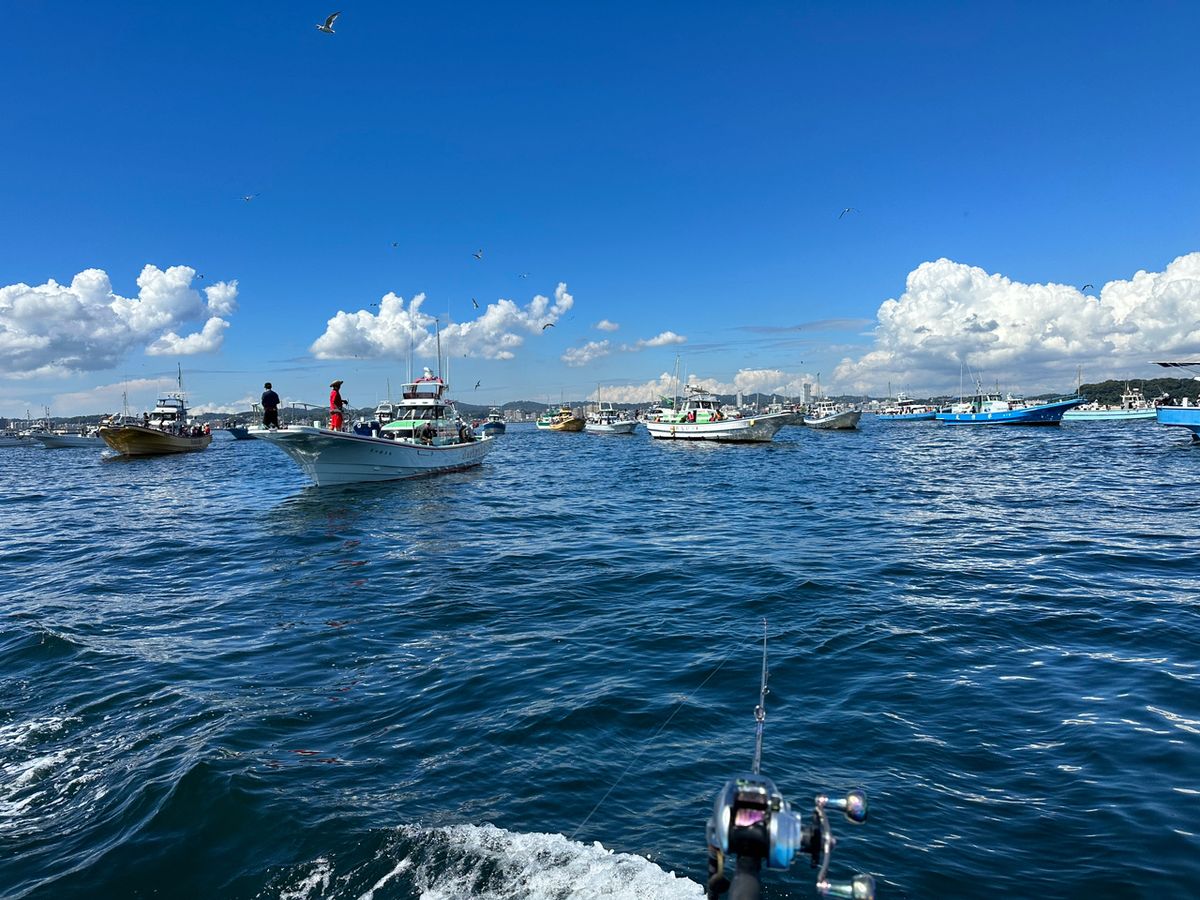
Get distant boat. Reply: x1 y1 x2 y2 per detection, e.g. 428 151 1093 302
536 405 585 432
803 398 863 430
0 430 31 448
877 394 938 422
249 368 494 486
1062 385 1157 422
99 384 213 456
478 408 507 435
585 402 638 435
936 392 1084 425
645 385 791 442
33 426 105 448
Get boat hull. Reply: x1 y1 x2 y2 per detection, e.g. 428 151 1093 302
585 421 638 435
1157 406 1200 440
249 426 495 486
0 436 33 447
34 434 106 448
935 398 1084 425
804 410 863 429
536 419 586 432
226 426 255 440
877 411 937 422
479 422 506 435
1061 408 1157 422
99 425 212 455
644 412 791 442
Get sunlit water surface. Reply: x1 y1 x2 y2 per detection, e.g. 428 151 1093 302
2 420 1197 899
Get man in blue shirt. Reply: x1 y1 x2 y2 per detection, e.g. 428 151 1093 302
261 382 281 428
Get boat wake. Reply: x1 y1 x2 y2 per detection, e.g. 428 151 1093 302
273 823 703 900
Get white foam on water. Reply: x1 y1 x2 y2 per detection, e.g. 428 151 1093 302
280 857 333 900
409 824 703 900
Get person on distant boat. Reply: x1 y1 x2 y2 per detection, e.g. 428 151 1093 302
329 380 348 431
143 412 150 427
261 382 281 428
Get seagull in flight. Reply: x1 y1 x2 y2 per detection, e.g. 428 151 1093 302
316 11 341 33
839 207 857 219
391 242 399 248
475 380 481 390
471 298 479 309
240 193 259 202
1081 283 1094 291
473 249 484 260
542 322 555 331
519 272 530 278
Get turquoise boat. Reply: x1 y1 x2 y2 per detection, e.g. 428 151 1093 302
1157 405 1200 440
936 394 1085 425
1062 385 1157 422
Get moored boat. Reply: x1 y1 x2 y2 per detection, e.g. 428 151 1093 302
478 408 507 435
99 391 212 456
33 426 106 448
645 385 791 442
0 430 32 447
249 368 494 486
1153 361 1200 440
803 398 863 430
877 394 938 422
1062 385 1157 422
585 402 638 435
935 393 1084 425
536 405 586 432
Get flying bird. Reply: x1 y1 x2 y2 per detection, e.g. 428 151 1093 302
839 207 857 219
316 11 341 33
542 322 555 331
519 272 530 278
240 193 259 202
475 380 481 390
473 249 484 260
1081 283 1094 291
391 242 399 248
471 298 479 309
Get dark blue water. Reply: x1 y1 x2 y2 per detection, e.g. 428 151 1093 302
3 420 1198 899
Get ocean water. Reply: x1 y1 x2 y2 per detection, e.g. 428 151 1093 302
2 420 1198 899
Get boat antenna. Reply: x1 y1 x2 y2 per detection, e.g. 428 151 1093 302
752 618 768 775
435 318 443 379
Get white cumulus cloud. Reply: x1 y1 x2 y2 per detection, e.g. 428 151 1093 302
311 283 575 362
562 340 612 367
594 367 815 403
635 330 686 349
0 265 237 378
834 253 1200 394
594 319 620 332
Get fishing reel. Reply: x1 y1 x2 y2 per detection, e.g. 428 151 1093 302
706 774 874 899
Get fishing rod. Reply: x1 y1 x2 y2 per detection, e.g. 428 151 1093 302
705 622 874 900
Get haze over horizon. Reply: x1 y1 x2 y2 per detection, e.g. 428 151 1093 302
3 2 1199 417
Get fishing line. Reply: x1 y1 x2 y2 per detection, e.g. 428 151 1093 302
569 631 750 841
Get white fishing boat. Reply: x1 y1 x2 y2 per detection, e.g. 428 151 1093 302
803 398 862 429
0 430 32 447
644 385 792 442
33 426 106 448
249 368 494 486
1062 384 1158 422
585 402 638 435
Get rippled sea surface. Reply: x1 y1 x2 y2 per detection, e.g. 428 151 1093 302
3 419 1198 899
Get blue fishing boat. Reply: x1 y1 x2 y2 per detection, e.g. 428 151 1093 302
1157 404 1200 440
479 408 507 435
1153 361 1200 440
878 394 939 421
935 393 1085 425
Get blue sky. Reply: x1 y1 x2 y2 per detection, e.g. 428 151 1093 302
3 1 1199 415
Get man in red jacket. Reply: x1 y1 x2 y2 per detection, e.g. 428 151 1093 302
329 379 348 431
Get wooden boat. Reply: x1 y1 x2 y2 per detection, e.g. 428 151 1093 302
99 392 211 456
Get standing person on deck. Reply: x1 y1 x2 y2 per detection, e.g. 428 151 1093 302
261 382 281 428
329 380 348 431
